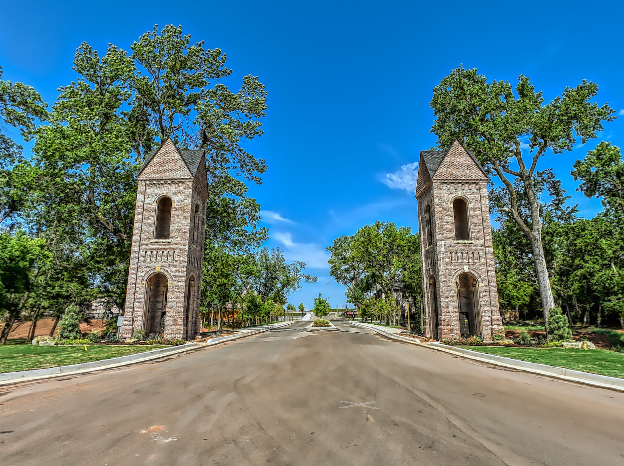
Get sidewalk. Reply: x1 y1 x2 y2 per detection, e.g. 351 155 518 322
348 321 624 392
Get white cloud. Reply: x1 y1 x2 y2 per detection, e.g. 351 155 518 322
261 210 294 224
379 162 419 193
619 109 624 116
272 231 330 269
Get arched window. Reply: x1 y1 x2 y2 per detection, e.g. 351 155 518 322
429 275 439 340
453 198 469 240
192 204 200 243
155 197 172 239
425 204 433 247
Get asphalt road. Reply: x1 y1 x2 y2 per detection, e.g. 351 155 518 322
1 320 623 466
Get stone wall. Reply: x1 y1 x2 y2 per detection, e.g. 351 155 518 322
121 139 207 340
416 142 503 341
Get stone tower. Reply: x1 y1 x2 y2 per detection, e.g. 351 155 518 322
415 141 503 341
120 138 208 340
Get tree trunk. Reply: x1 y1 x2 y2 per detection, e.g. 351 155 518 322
27 311 41 341
529 234 555 324
210 309 214 328
407 303 411 332
49 315 60 337
620 315 624 330
0 315 16 345
597 305 602 328
564 303 573 326
217 308 222 332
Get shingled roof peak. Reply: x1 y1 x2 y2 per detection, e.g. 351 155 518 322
138 138 205 178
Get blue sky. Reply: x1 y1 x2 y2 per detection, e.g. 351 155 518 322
2 0 623 309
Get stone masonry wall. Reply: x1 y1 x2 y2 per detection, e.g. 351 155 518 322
416 143 503 341
121 139 208 340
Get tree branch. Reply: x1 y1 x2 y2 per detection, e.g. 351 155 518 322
492 161 533 237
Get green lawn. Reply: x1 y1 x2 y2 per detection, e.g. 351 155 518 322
466 346 624 379
504 325 545 331
0 343 170 373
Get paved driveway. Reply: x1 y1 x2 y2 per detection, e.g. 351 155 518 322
1 320 623 465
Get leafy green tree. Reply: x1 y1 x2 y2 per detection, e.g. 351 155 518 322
327 221 421 324
249 247 317 304
313 294 330 319
430 66 614 322
57 304 83 340
546 307 572 341
298 303 305 314
30 25 268 309
572 142 624 216
0 232 50 344
0 67 47 228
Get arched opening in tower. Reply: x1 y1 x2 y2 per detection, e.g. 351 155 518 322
144 273 168 335
457 272 480 337
192 204 200 243
453 198 469 240
425 204 433 247
429 275 439 339
155 197 173 239
185 276 196 340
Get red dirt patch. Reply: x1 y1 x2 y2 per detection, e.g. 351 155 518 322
7 318 107 340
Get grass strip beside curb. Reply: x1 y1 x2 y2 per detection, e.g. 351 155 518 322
464 346 624 379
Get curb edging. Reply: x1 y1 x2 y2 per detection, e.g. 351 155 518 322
348 321 624 392
0 321 294 386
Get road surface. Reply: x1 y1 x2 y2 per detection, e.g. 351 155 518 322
1 320 623 465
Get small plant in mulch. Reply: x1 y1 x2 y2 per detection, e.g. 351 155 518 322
546 307 573 342
312 319 331 327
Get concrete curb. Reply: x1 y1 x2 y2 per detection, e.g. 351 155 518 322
348 321 624 392
0 321 294 386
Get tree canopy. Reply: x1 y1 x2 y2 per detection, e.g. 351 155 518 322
430 66 614 322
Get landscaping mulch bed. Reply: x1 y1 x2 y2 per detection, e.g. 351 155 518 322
504 329 615 349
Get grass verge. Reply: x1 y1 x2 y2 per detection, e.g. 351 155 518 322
504 325 545 331
0 343 170 373
465 346 624 379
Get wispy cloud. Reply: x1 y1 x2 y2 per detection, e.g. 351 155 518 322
261 210 295 224
379 162 418 193
378 143 401 159
619 109 624 116
272 231 330 269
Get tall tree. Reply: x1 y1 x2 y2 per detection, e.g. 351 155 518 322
0 66 47 227
430 66 614 322
30 25 268 307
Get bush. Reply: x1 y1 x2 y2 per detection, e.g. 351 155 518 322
56 338 91 345
312 319 331 327
518 329 532 345
57 305 83 340
547 307 572 341
101 317 119 338
442 336 484 346
87 331 101 343
132 329 147 341
163 338 186 346
146 333 165 344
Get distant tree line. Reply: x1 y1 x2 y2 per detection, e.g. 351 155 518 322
327 221 422 330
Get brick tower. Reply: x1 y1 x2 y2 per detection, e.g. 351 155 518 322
120 138 208 340
415 141 503 341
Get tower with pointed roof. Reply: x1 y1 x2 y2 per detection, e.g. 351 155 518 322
415 141 503 341
120 138 208 340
